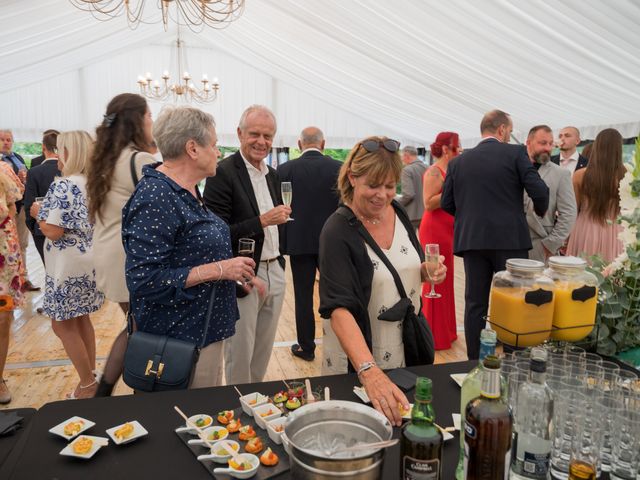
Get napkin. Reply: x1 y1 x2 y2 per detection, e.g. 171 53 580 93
0 411 23 436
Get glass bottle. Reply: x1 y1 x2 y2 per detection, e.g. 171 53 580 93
456 329 498 480
509 347 553 479
464 355 513 479
401 377 443 479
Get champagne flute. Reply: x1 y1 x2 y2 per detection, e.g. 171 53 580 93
281 182 294 221
424 244 441 299
237 238 255 285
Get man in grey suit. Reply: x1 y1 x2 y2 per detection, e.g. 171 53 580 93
398 145 427 228
524 125 576 263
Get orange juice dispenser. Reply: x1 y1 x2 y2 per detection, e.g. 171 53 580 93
544 256 598 342
489 259 555 347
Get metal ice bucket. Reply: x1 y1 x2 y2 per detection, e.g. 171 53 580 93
281 400 393 479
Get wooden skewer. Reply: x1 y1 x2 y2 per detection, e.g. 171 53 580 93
233 386 243 398
282 379 291 390
305 378 314 403
324 386 330 401
174 406 243 461
435 423 456 433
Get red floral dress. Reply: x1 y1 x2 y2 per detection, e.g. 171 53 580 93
0 161 25 309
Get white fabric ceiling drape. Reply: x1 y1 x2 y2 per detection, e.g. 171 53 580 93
1 0 639 147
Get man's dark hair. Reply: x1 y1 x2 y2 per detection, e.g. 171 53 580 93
527 125 552 139
480 109 510 134
42 129 60 153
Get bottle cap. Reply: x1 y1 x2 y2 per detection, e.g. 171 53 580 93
530 347 547 372
483 355 501 370
415 377 432 401
480 329 497 344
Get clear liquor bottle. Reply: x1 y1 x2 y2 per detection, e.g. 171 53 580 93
400 377 443 479
509 348 553 479
456 329 498 480
464 355 513 480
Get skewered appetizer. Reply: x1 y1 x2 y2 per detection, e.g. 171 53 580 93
114 422 135 440
238 425 257 441
260 447 279 466
229 458 254 471
208 427 229 441
227 418 242 433
72 436 93 454
63 420 85 437
259 407 277 418
285 397 301 410
214 443 239 456
194 416 212 428
245 436 264 454
217 410 234 425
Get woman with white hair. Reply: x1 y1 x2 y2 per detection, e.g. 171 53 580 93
122 106 257 388
35 130 105 399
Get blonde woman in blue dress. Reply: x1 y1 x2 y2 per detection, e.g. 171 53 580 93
34 131 104 399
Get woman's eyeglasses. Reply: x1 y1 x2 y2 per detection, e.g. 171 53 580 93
358 139 400 153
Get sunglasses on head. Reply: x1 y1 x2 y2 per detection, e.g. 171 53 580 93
358 139 401 153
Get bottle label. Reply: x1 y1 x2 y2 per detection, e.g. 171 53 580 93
464 422 477 439
522 450 550 476
403 455 440 480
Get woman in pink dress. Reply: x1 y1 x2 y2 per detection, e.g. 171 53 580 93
566 128 625 263
419 132 460 350
0 161 25 404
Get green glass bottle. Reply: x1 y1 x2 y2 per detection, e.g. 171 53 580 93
400 377 443 479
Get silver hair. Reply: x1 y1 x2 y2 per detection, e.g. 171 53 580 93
153 106 215 160
403 145 418 156
299 127 324 147
238 105 277 132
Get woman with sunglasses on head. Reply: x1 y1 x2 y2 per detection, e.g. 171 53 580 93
418 132 461 351
86 93 155 396
318 136 447 426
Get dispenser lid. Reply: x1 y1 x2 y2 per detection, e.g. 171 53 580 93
548 256 587 269
506 258 545 273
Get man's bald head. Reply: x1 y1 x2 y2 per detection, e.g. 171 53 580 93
298 126 325 151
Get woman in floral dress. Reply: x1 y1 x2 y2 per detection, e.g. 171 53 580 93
35 131 104 399
0 161 24 404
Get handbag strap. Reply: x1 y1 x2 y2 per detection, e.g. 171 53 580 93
129 151 140 187
128 282 218 349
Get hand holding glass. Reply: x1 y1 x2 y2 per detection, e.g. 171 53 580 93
237 238 255 285
281 182 294 221
424 244 441 299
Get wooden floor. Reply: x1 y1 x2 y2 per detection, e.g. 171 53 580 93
2 239 468 410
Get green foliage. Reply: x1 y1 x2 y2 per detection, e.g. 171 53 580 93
289 148 349 162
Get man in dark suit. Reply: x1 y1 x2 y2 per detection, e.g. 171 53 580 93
24 130 60 263
203 105 291 384
277 127 341 361
441 110 549 359
29 129 60 169
1 129 39 291
551 126 588 173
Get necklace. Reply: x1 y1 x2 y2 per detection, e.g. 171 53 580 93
351 205 384 225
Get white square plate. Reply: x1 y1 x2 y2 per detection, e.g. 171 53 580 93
106 420 148 445
450 373 467 387
59 435 108 459
49 416 95 440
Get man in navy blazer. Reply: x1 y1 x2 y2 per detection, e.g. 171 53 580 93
441 110 549 359
550 126 588 173
277 127 341 361
24 130 60 263
203 105 291 384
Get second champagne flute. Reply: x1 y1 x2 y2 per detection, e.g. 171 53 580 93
237 238 255 285
281 181 294 221
424 244 441 299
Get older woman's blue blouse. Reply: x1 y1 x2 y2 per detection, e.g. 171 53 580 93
122 164 237 346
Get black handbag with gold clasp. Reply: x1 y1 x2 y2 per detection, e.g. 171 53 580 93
123 285 216 392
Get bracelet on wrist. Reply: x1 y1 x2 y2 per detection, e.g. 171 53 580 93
357 360 377 379
214 261 224 282
195 266 205 283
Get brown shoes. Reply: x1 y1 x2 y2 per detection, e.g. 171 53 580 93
0 379 11 404
21 280 41 292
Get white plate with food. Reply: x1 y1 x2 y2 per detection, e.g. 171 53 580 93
59 435 109 459
106 420 148 445
450 373 467 387
175 414 213 434
49 416 95 440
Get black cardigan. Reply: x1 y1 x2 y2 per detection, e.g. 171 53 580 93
318 201 424 372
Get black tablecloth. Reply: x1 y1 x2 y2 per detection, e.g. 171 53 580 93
0 408 36 477
4 361 475 479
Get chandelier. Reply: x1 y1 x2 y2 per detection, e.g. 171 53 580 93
70 0 245 32
137 31 219 104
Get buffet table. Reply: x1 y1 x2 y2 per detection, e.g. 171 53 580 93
2 361 475 479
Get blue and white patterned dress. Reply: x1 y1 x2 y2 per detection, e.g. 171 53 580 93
37 174 104 321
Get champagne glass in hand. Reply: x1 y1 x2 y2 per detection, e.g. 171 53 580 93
281 182 294 221
424 244 441 299
237 238 255 285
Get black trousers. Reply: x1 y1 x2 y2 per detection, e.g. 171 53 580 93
290 254 318 353
462 249 528 359
33 235 45 265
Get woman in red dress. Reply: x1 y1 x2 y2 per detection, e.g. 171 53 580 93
419 132 461 350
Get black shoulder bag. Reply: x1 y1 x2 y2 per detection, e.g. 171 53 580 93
129 151 140 186
122 284 217 392
355 221 435 367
